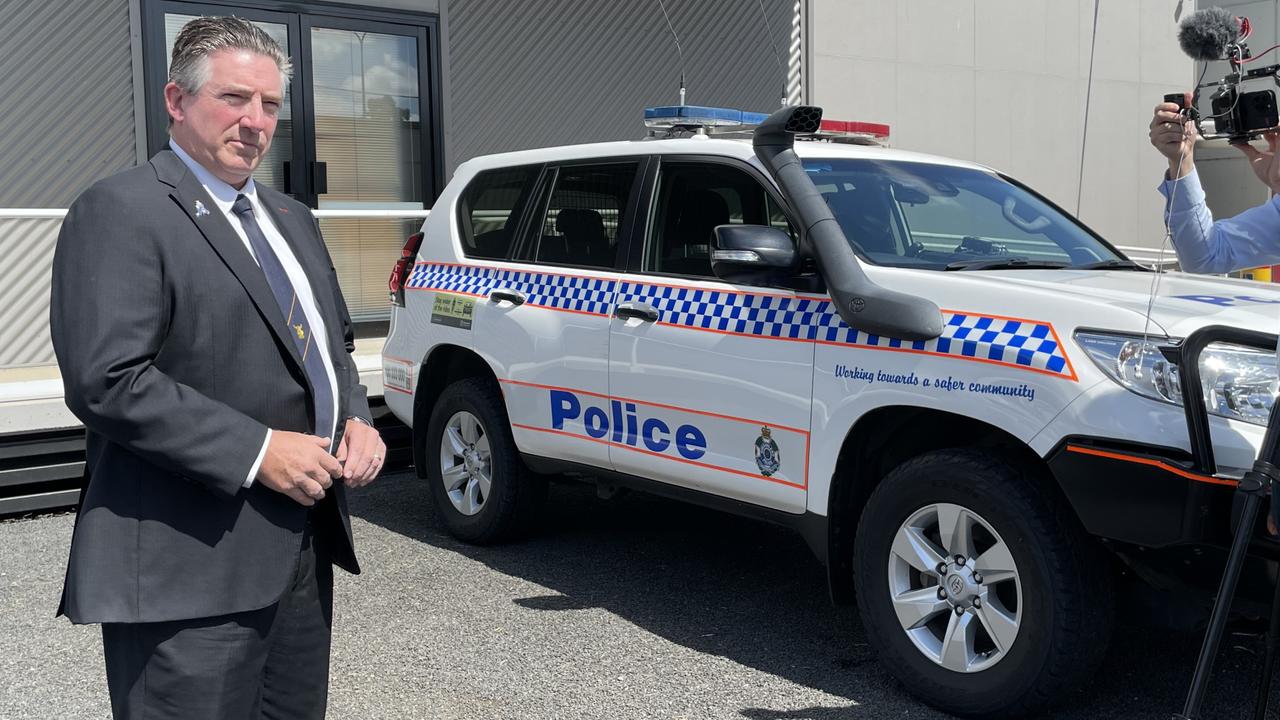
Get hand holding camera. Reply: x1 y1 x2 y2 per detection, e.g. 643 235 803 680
1233 130 1280 195
1150 92 1197 179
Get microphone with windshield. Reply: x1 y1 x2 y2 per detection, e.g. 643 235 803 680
1178 6 1244 62
1167 6 1277 142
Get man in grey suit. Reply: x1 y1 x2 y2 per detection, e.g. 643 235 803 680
49 16 387 719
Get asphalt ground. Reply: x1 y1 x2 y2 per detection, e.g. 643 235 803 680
2 469 1279 719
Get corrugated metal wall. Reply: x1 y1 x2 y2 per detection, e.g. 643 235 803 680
0 0 137 207
0 218 60 367
0 0 136 367
445 0 795 175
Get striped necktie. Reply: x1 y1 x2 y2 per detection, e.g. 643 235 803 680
231 194 335 441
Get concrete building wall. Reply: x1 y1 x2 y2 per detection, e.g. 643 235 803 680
810 0 1195 254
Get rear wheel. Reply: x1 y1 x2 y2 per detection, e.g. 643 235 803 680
424 377 545 544
853 449 1112 718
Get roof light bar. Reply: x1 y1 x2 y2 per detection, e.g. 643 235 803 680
642 105 891 146
644 105 769 128
812 119 892 145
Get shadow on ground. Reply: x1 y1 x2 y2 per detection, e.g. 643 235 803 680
351 472 1274 719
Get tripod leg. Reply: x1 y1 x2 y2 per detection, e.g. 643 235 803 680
1253 556 1280 720
1178 492 1263 720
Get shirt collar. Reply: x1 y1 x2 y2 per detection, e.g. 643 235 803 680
168 139 259 215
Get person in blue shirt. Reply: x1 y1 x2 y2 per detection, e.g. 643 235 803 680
1151 94 1280 535
1150 92 1280 272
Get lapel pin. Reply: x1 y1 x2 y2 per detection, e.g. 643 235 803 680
194 200 210 218
278 206 289 214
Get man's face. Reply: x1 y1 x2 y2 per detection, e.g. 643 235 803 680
165 49 282 188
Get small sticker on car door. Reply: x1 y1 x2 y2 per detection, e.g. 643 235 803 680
431 294 475 330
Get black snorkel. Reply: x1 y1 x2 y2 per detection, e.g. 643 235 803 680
752 105 943 341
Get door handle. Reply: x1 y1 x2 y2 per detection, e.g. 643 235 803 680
615 302 660 323
311 161 328 195
488 288 526 306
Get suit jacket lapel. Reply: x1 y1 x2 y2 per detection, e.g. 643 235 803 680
152 151 307 376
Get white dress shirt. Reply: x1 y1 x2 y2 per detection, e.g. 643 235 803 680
170 140 340 487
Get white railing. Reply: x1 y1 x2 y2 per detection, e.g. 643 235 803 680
0 208 432 219
315 209 431 218
0 209 67 219
0 209 1190 267
1113 243 1181 268
0 208 433 370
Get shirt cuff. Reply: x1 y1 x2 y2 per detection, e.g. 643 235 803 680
1158 167 1205 205
243 428 272 488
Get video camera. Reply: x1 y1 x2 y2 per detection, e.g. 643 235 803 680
1173 7 1280 143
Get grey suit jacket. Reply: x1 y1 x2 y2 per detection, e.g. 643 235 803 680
50 150 369 624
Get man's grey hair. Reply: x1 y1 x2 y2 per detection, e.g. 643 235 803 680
169 16 292 95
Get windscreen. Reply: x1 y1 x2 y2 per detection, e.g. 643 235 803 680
802 158 1127 271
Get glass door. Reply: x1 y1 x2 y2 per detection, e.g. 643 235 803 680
305 20 427 213
302 17 434 323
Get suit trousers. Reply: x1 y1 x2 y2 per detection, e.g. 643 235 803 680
102 520 334 720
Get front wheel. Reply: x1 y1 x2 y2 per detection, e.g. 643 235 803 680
853 449 1112 718
423 377 545 544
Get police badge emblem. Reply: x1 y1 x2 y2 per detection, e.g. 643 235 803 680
754 426 781 477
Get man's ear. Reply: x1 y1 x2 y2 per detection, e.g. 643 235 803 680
163 82 186 124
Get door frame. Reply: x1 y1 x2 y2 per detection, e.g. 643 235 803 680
139 0 443 207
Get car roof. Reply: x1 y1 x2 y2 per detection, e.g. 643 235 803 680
454 136 993 176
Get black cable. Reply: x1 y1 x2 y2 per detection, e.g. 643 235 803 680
655 0 687 98
755 0 786 103
1076 0 1100 216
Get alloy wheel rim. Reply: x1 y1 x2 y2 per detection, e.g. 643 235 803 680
439 410 491 516
887 502 1023 673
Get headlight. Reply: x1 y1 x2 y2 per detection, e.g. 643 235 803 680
1075 331 1278 426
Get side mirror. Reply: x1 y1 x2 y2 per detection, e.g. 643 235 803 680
711 225 798 285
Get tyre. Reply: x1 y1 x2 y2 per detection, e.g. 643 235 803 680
423 377 546 544
853 449 1112 718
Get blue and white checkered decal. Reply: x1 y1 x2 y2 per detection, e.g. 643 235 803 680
408 263 616 316
620 281 1072 378
617 282 826 339
812 309 1070 376
410 264 1074 379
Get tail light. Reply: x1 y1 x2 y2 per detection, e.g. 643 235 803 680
389 231 424 307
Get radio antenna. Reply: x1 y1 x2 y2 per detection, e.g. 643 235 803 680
1076 0 1099 217
755 0 787 107
655 0 687 105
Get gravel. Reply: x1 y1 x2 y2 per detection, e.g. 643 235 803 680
1 470 1274 719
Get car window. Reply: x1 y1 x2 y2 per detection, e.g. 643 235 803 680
456 166 540 261
646 161 796 278
533 162 638 269
803 158 1124 270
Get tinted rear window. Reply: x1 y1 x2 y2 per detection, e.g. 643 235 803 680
457 166 539 260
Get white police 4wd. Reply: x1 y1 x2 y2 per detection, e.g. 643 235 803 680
383 105 1280 718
